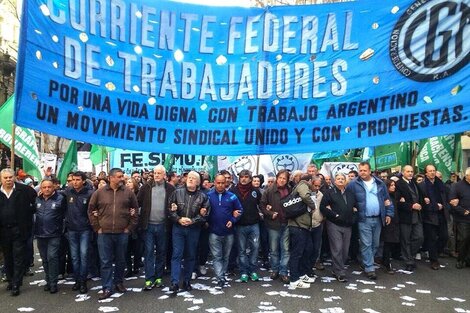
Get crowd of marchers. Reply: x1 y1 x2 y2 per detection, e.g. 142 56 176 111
0 162 469 299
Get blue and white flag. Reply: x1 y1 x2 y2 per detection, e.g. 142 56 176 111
14 0 469 155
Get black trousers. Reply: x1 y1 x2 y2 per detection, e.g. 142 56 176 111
423 219 448 262
1 226 26 287
456 222 470 263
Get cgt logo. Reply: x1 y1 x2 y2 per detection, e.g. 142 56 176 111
390 0 469 81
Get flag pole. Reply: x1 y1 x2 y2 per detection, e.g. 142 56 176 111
10 123 16 171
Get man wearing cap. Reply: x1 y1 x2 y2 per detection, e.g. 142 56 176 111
0 168 37 296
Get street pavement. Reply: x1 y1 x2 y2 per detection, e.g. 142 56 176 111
1 255 469 313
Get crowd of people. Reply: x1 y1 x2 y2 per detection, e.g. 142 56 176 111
0 162 469 299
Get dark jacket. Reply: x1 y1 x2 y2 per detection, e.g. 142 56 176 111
35 191 67 238
88 184 139 233
380 192 400 243
137 180 175 229
418 177 449 225
0 182 37 241
168 186 210 226
287 180 316 230
260 184 292 230
449 179 470 223
63 183 94 232
320 185 357 227
346 176 394 225
230 184 261 226
395 177 424 224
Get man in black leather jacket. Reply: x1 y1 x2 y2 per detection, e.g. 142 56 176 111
168 171 209 295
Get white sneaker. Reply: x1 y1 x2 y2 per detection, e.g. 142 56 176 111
415 253 422 260
289 279 310 289
300 274 316 283
191 272 197 280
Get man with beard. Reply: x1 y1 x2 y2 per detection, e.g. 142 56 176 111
231 170 261 283
168 171 209 295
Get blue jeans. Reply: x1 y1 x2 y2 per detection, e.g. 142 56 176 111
67 230 91 282
143 223 167 281
209 233 234 281
37 237 61 287
358 217 382 272
97 233 129 291
171 224 201 285
237 224 260 275
268 225 290 275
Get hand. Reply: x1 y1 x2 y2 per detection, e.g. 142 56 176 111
123 228 129 233
464 210 469 216
266 205 272 211
384 199 391 206
233 210 241 218
353 207 358 212
424 197 430 204
129 208 136 216
226 221 233 228
326 205 331 210
437 203 443 210
385 216 391 225
98 228 102 234
179 217 192 226
93 211 99 217
272 212 278 220
200 208 207 216
412 203 422 210
171 203 178 211
399 197 405 203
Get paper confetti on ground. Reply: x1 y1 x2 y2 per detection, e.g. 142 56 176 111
400 296 417 301
453 298 466 303
416 289 431 294
319 307 345 313
187 306 200 311
98 307 119 312
75 294 91 302
17 308 35 312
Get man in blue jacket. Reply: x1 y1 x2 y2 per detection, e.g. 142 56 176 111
63 171 94 293
35 179 67 294
346 162 394 280
208 174 243 289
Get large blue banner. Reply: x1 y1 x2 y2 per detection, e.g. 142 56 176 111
14 0 469 155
